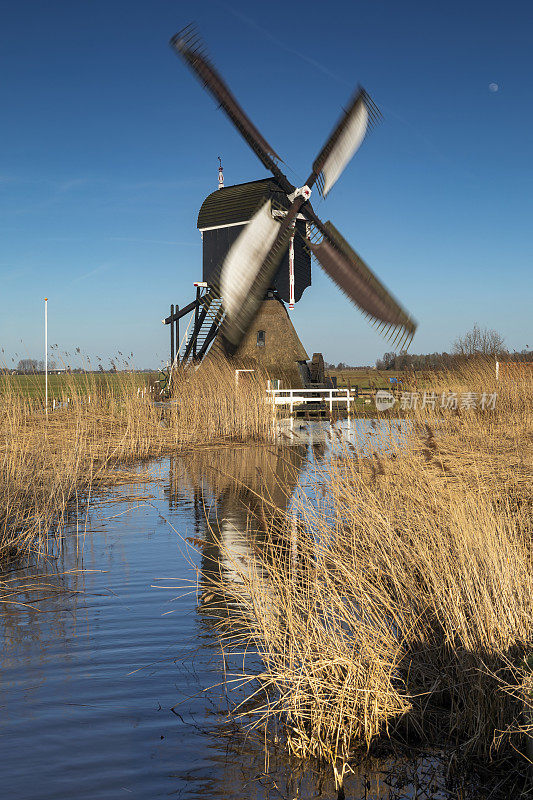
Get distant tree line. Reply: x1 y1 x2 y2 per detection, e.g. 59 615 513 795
324 362 373 370
376 325 531 371
12 359 154 374
16 358 58 373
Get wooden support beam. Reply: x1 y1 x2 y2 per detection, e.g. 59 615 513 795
193 286 200 359
162 298 198 325
182 301 209 363
170 304 175 365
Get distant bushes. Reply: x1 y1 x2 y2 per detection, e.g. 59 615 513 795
376 347 532 372
376 324 531 371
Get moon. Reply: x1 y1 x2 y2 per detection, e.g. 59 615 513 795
489 82 499 92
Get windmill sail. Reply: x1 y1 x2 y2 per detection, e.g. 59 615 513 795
306 221 416 347
311 89 380 196
220 201 279 318
170 26 293 194
220 199 304 349
172 25 417 353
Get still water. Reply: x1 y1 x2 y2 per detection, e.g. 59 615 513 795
1 420 462 799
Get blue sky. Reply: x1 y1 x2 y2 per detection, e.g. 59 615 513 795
1 0 531 368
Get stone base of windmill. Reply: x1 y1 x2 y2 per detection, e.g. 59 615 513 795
204 293 335 402
231 294 310 389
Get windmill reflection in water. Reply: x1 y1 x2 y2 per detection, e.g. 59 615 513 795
165 440 327 626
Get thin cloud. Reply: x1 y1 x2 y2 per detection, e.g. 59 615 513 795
216 3 450 172
55 177 94 194
71 262 113 284
46 236 91 242
218 1 347 84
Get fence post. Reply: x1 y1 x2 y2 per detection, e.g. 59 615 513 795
329 390 333 413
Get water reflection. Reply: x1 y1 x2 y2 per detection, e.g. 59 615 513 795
168 441 307 575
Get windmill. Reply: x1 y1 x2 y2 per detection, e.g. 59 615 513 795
165 24 417 384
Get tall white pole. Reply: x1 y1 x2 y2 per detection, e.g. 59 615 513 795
44 297 48 415
288 222 295 310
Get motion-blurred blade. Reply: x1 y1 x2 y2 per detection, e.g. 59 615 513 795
170 25 293 194
305 219 417 347
220 200 279 321
220 198 305 350
309 88 380 196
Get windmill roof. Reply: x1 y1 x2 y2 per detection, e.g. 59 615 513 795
197 178 291 230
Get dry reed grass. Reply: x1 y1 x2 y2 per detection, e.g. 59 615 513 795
170 356 275 444
0 360 275 561
200 362 533 786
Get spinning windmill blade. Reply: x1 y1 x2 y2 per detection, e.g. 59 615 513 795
304 217 416 349
170 25 417 352
307 86 381 197
169 25 293 195
220 197 307 350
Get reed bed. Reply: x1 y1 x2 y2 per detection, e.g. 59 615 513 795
170 356 275 444
0 361 274 561
202 362 533 787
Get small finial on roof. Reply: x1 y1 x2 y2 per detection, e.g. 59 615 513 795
218 156 224 190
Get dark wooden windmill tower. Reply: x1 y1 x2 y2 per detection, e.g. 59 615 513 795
164 25 417 386
196 176 312 385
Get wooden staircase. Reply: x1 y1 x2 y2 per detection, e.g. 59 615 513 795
179 290 224 364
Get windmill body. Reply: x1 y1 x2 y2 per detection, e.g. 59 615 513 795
198 178 311 305
197 177 315 386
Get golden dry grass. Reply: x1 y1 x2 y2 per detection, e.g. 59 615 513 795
170 356 275 444
200 362 533 785
0 360 275 560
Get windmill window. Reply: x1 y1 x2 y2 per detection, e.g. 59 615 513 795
257 330 266 347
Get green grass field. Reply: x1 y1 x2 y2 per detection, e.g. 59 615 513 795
325 369 432 414
326 368 410 390
3 368 428 410
0 372 153 401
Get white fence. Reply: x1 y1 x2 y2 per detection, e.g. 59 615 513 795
266 387 354 413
